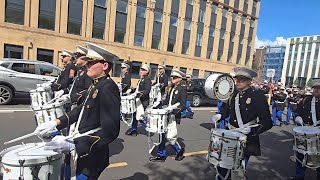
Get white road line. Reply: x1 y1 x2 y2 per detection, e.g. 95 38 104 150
0 109 32 113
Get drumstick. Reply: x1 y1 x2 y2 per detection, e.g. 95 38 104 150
4 132 36 145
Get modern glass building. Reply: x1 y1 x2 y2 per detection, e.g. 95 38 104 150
281 35 320 87
261 46 285 82
0 0 261 82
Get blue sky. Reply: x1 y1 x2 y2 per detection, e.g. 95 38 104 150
255 0 320 47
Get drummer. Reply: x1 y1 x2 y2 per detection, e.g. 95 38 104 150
70 45 92 108
125 63 152 136
51 49 77 98
289 78 320 180
272 86 287 126
149 69 187 162
34 42 121 179
286 89 299 125
120 62 131 94
211 67 272 180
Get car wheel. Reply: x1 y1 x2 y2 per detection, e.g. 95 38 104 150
192 95 201 107
0 85 13 105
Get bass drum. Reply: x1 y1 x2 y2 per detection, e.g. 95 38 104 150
205 74 235 101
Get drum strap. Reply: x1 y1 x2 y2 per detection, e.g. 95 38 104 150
235 93 244 128
169 87 176 106
68 76 78 96
311 96 319 126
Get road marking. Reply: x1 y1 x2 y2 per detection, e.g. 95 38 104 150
279 139 293 142
107 162 128 168
0 109 32 113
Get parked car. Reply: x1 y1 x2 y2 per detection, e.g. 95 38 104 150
190 78 217 107
0 59 61 105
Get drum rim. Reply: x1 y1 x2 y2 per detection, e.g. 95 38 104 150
211 129 247 140
212 74 235 101
293 126 320 135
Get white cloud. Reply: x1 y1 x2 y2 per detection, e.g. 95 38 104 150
254 36 287 48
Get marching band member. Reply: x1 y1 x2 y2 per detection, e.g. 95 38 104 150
181 74 194 119
125 63 152 136
51 50 77 98
34 42 121 179
121 62 131 94
70 45 92 107
286 89 299 125
154 64 169 97
149 69 187 162
272 86 287 126
212 67 272 180
289 78 320 180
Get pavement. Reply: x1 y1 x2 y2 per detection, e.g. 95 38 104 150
0 105 318 180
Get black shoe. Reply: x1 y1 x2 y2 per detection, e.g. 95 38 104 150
189 113 194 119
175 148 185 161
149 156 166 162
125 130 138 136
288 176 304 180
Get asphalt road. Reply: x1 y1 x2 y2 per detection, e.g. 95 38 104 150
0 105 317 180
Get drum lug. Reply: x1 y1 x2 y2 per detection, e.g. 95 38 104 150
30 165 42 180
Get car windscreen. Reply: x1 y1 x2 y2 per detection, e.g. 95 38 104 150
11 63 36 74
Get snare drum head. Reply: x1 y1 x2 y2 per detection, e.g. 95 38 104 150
293 126 320 135
204 74 221 99
213 74 235 101
211 129 247 141
1 143 62 166
150 109 167 115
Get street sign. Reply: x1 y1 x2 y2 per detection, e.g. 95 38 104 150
266 69 275 78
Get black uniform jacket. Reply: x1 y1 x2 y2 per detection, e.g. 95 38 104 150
154 73 169 95
121 72 131 93
51 63 77 93
296 95 320 125
57 75 120 158
163 83 187 121
220 88 272 156
137 76 152 108
70 66 92 105
273 92 287 111
186 81 193 101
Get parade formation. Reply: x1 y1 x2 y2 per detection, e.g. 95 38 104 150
0 42 319 180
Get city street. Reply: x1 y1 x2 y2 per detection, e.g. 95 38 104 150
0 105 317 180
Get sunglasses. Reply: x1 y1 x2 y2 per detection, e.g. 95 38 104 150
236 76 250 81
86 60 104 68
171 76 180 79
140 68 147 71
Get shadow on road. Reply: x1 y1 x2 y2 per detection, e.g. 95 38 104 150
119 172 149 180
109 138 125 157
200 123 214 131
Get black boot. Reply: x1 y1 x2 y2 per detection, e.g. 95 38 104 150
175 148 185 161
149 156 166 162
125 129 138 136
189 113 194 119
288 176 304 180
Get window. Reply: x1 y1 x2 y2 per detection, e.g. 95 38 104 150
182 42 189 54
167 40 175 52
39 64 60 76
212 4 218 14
0 62 11 68
167 0 179 53
196 33 203 46
131 61 142 79
242 16 246 24
165 66 173 76
151 37 161 49
92 0 107 39
222 9 228 18
5 0 25 25
154 11 162 23
11 63 36 74
232 13 237 21
184 20 191 30
112 60 122 77
198 9 205 23
37 48 54 64
38 0 56 30
204 71 212 78
250 20 254 28
187 0 193 5
136 6 146 18
150 63 158 80
180 67 187 74
170 16 178 27
67 0 83 35
4 44 23 59
209 27 215 37
114 0 128 43
192 69 199 78
134 34 144 46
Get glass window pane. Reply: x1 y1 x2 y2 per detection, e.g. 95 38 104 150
180 67 187 74
198 9 205 23
222 8 228 18
92 0 107 39
67 0 83 35
187 0 193 5
114 30 126 43
4 44 23 59
131 61 142 79
154 11 162 22
242 16 246 24
134 34 144 46
39 64 59 76
37 48 54 64
112 60 122 77
11 63 36 74
182 42 189 54
38 0 56 30
117 0 128 14
5 0 25 25
192 69 199 78
170 16 178 27
232 13 237 21
196 33 203 46
136 6 146 18
151 37 160 49
209 27 215 37
184 20 191 30
212 4 218 14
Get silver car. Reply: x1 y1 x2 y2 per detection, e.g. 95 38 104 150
0 59 61 105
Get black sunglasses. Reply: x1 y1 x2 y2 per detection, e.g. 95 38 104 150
86 60 105 68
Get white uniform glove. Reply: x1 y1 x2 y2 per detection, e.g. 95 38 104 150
34 121 58 136
44 136 75 153
234 127 251 135
295 116 304 126
54 90 64 98
211 114 222 123
59 94 70 102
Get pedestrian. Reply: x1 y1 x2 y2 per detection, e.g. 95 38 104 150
211 66 272 180
34 42 121 179
289 78 320 180
149 69 187 162
125 63 152 136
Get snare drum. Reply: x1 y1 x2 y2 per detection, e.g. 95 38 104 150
146 109 168 133
33 100 65 125
121 94 137 114
0 143 62 180
30 86 53 108
208 129 247 169
150 85 161 100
